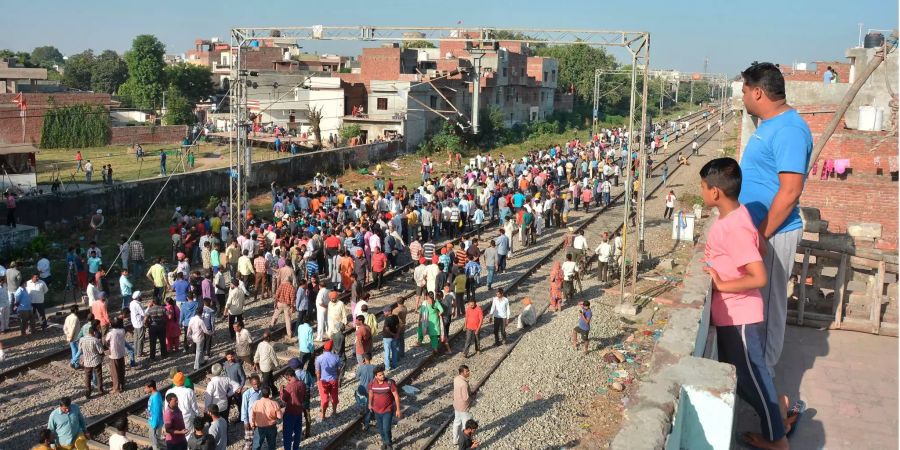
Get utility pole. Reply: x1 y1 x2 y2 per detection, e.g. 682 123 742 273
675 79 679 104
703 57 709 77
689 79 694 105
471 54 483 134
592 68 601 137
658 76 664 115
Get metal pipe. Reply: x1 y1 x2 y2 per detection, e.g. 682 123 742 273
631 36 652 290
618 53 639 307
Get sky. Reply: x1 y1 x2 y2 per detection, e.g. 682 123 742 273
1 0 897 76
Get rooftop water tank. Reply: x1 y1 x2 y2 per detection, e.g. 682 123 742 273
864 32 885 48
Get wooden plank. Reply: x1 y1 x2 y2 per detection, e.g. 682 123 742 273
872 261 886 334
833 254 848 329
798 250 811 326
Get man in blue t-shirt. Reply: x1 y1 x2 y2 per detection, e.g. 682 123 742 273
738 62 812 378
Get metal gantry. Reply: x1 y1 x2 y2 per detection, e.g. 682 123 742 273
230 25 651 310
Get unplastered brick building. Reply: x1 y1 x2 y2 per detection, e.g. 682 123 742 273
735 44 899 250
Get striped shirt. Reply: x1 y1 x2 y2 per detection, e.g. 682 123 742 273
128 241 145 261
78 335 104 367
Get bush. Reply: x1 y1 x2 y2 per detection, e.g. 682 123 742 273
417 122 462 156
678 192 703 207
40 102 111 148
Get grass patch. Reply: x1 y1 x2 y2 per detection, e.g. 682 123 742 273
35 142 286 186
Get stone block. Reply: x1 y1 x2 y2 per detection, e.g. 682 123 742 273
657 258 674 271
800 207 821 223
821 266 839 277
617 303 641 316
803 231 820 242
817 233 856 253
848 222 883 239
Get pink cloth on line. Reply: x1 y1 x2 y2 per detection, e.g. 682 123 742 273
821 159 835 180
834 159 850 174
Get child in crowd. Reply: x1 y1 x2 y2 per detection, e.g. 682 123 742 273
699 157 789 450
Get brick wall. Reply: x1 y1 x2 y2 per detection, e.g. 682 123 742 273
110 125 188 145
360 47 403 81
0 93 113 145
782 61 851 83
737 107 898 250
801 125 898 250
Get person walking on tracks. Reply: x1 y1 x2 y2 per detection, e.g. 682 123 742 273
561 254 580 303
315 340 342 420
488 288 510 346
452 365 475 445
367 365 401 450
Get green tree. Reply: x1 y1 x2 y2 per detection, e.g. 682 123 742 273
91 50 128 94
534 44 620 108
339 123 361 142
119 34 166 110
30 46 64 68
0 49 34 67
60 50 95 91
162 87 195 125
403 41 436 49
164 63 214 103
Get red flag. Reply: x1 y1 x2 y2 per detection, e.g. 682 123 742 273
13 92 26 111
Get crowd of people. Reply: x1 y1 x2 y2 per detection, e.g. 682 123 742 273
17 106 738 450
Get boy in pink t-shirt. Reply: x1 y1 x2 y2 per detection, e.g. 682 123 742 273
700 158 788 450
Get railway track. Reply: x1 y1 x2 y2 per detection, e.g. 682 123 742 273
2 107 726 450
322 108 732 450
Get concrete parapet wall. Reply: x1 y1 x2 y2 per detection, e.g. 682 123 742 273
13 140 404 227
613 217 739 450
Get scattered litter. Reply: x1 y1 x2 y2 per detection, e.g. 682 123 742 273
611 381 625 392
520 384 531 392
401 385 420 396
652 330 663 341
596 387 608 395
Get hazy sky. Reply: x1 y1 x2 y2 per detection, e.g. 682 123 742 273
2 0 896 75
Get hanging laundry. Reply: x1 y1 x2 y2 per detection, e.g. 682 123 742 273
889 156 898 172
822 159 835 180
834 159 851 175
874 156 881 167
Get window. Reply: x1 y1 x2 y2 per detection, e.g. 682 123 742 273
377 98 388 110
495 91 500 104
544 71 548 80
502 67 507 77
551 70 556 82
430 95 437 109
521 68 525 76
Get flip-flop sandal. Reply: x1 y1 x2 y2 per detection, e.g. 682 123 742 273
785 400 807 438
